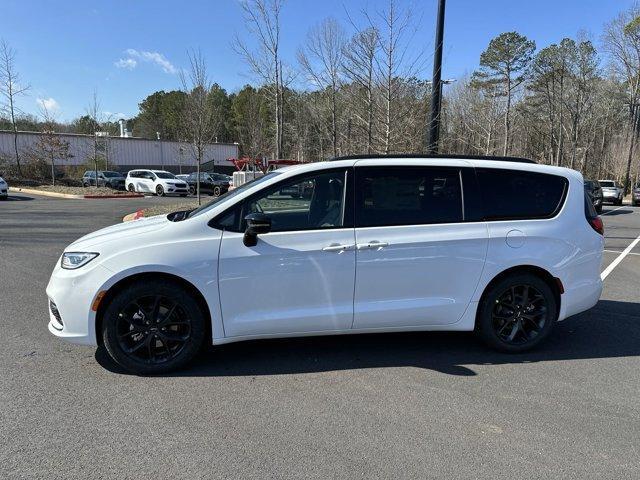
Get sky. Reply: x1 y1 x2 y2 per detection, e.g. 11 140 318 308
0 0 635 123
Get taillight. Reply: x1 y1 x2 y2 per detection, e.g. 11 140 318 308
588 216 604 235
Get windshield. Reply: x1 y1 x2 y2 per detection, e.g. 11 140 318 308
188 171 281 219
155 171 176 179
599 181 615 187
102 171 122 178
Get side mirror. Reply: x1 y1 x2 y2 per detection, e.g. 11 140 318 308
243 213 271 247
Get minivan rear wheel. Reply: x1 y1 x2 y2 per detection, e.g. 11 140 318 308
156 185 165 196
476 273 557 353
101 280 206 374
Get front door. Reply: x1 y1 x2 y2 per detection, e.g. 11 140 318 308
352 165 487 329
218 168 356 338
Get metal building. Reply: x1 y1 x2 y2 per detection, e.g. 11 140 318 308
0 130 240 174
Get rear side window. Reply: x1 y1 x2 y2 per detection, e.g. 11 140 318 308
476 168 568 220
355 167 463 227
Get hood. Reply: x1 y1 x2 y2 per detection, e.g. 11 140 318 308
68 214 170 250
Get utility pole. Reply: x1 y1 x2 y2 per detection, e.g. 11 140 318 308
427 0 446 154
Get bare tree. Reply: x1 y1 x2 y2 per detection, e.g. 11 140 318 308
603 5 640 194
180 49 216 205
342 27 379 153
0 39 29 176
35 103 72 185
369 0 422 154
235 0 287 159
298 18 346 158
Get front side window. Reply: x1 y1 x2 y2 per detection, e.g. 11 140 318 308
355 167 463 227
242 170 347 232
155 172 175 179
476 168 568 220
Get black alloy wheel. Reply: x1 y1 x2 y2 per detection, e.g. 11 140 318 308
101 280 206 374
156 184 165 196
213 185 221 196
476 273 557 352
115 295 191 364
491 284 547 345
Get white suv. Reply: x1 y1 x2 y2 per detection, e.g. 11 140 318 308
47 156 604 374
126 169 188 196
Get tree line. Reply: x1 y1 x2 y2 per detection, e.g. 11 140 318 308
2 1 640 191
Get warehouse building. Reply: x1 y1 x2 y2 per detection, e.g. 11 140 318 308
0 130 240 174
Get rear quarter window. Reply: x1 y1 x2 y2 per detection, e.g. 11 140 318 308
476 168 568 221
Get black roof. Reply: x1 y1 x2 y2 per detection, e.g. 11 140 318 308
330 153 536 164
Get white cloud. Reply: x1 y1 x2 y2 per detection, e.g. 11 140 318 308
114 58 137 70
121 49 178 74
36 97 59 112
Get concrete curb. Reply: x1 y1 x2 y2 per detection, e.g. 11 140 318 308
10 187 143 200
9 187 83 199
123 210 145 222
84 193 143 199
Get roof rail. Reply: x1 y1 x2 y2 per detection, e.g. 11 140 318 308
330 153 536 164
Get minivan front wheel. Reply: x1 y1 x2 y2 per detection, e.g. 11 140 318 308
476 273 557 353
101 280 206 374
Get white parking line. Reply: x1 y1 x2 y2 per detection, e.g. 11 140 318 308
602 205 629 215
601 234 640 280
604 249 640 256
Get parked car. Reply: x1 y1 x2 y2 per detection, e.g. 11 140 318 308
598 179 623 205
584 179 603 213
82 171 126 190
186 172 230 196
126 169 189 196
47 155 604 374
632 182 640 207
0 175 8 200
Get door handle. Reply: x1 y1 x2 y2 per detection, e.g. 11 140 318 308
357 241 389 250
322 243 354 252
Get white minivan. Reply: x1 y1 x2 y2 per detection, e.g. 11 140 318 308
47 156 604 374
126 169 189 196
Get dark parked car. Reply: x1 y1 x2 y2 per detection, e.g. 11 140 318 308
584 179 603 214
633 182 640 207
186 172 230 196
82 170 126 190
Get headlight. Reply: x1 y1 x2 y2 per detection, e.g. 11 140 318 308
61 252 99 270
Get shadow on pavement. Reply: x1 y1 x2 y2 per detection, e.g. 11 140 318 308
95 299 640 378
4 194 34 201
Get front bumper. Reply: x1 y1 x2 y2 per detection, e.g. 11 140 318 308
46 261 114 346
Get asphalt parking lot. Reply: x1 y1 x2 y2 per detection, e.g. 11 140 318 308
1 193 639 479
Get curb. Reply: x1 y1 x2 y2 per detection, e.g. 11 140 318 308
10 187 143 200
84 193 143 199
123 210 145 222
9 187 83 199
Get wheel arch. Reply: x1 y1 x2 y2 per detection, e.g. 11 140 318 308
95 271 212 346
475 265 562 327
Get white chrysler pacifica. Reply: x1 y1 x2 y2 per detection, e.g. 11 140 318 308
47 156 604 374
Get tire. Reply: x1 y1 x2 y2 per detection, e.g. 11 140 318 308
475 273 557 353
83 182 89 188
213 186 221 196
128 184 136 193
156 184 165 196
189 185 196 196
0 195 7 201
101 279 206 374
105 182 112 189
616 197 623 206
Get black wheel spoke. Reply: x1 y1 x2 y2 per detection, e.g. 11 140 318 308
116 294 192 364
492 283 549 346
